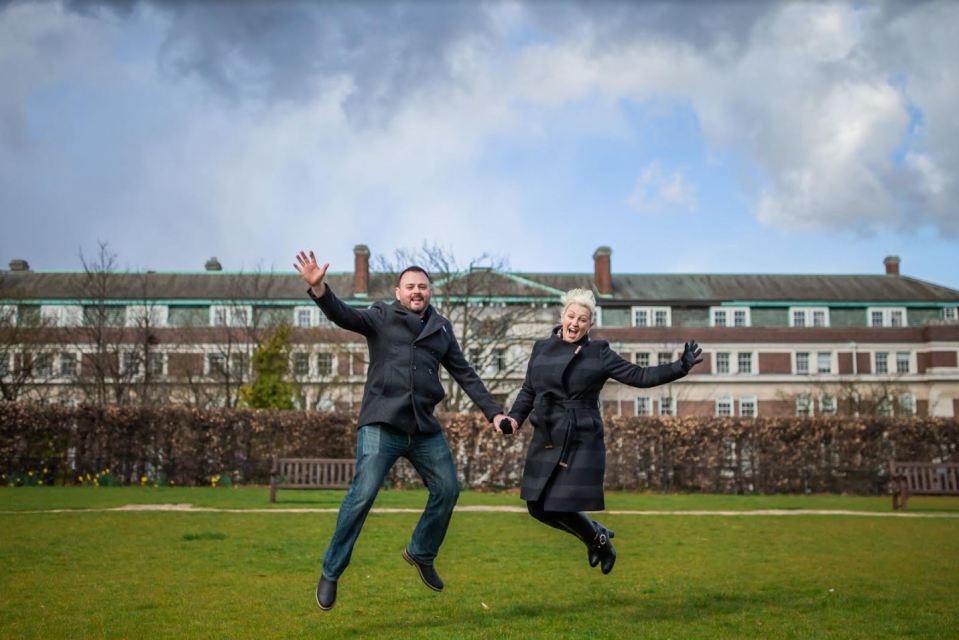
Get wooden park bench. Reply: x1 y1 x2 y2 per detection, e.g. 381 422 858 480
889 460 959 510
269 457 356 503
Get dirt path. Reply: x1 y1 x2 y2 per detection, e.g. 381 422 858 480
3 504 958 518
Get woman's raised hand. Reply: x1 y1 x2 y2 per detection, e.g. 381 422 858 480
294 250 330 291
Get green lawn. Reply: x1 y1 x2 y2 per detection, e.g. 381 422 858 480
2 488 958 639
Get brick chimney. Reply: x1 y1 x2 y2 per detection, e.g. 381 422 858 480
353 244 370 297
205 257 223 271
884 255 900 276
8 259 30 271
593 246 612 295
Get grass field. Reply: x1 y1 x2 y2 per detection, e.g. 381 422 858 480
2 488 958 639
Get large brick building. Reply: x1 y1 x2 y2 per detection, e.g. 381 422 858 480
2 247 958 417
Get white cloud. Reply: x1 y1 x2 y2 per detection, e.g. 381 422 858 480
626 162 697 215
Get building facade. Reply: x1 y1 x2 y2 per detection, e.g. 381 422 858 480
2 247 958 417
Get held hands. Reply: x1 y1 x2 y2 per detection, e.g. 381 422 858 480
493 414 518 435
680 340 703 373
294 250 330 294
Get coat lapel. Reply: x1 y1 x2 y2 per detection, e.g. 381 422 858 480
414 306 445 343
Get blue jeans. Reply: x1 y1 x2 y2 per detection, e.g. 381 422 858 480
321 424 460 580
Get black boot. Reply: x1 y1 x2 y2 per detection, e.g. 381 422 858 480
316 575 337 611
588 522 616 574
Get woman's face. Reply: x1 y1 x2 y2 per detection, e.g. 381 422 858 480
561 303 592 342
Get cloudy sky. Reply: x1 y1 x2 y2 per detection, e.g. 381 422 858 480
1 0 957 288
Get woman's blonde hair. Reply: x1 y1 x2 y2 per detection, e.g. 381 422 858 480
560 288 596 321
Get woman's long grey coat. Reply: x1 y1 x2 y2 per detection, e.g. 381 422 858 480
508 328 687 511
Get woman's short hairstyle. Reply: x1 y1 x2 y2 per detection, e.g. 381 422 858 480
560 288 596 321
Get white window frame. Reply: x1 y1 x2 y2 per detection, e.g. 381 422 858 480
294 306 315 328
58 351 79 378
120 351 141 377
714 351 756 375
658 396 675 416
895 351 912 374
146 352 166 377
0 352 11 377
291 351 312 377
657 351 674 366
0 305 17 326
125 305 168 328
634 352 650 367
898 393 916 416
789 307 830 328
710 306 750 327
635 396 652 417
795 394 814 416
715 397 733 417
794 351 810 375
866 307 908 328
820 395 837 415
206 353 227 376
210 305 253 327
40 305 83 327
943 307 958 323
631 306 672 328
874 351 889 375
816 351 832 375
316 352 334 377
739 396 758 418
34 352 54 377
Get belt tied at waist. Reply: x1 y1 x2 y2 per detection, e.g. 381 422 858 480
533 396 599 468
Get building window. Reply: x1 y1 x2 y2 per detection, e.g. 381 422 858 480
636 397 651 416
877 396 893 417
634 352 650 367
295 308 313 328
867 307 908 328
0 354 10 377
820 395 837 415
795 352 810 375
795 395 813 416
657 352 672 366
292 353 310 376
739 397 757 418
896 352 910 374
875 352 889 374
208 353 226 375
494 349 507 372
210 305 252 327
944 307 958 323
817 352 831 374
898 394 916 416
737 352 753 374
147 353 165 377
710 307 750 327
0 305 16 326
125 305 168 327
658 396 675 416
716 397 733 417
317 353 333 376
632 307 671 328
59 352 77 377
716 352 730 374
790 307 830 328
121 352 140 376
41 305 84 327
230 353 249 376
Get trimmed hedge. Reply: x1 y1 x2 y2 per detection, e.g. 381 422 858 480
1 402 956 493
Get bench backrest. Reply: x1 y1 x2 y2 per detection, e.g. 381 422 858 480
272 458 356 488
890 461 959 495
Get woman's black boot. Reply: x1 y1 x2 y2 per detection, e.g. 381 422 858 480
588 521 616 574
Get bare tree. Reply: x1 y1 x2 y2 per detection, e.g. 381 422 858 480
0 275 58 402
375 242 550 410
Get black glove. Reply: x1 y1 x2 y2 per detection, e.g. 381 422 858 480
495 415 515 434
680 340 703 373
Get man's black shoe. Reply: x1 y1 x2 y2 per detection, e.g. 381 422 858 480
402 548 444 592
316 575 337 611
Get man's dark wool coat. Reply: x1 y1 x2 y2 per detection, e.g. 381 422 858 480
310 285 501 434
509 328 687 511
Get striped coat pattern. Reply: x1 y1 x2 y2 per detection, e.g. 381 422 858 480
508 328 687 511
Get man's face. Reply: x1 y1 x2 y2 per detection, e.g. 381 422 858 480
395 270 432 314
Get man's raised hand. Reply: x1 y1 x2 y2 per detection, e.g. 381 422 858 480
294 250 330 294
